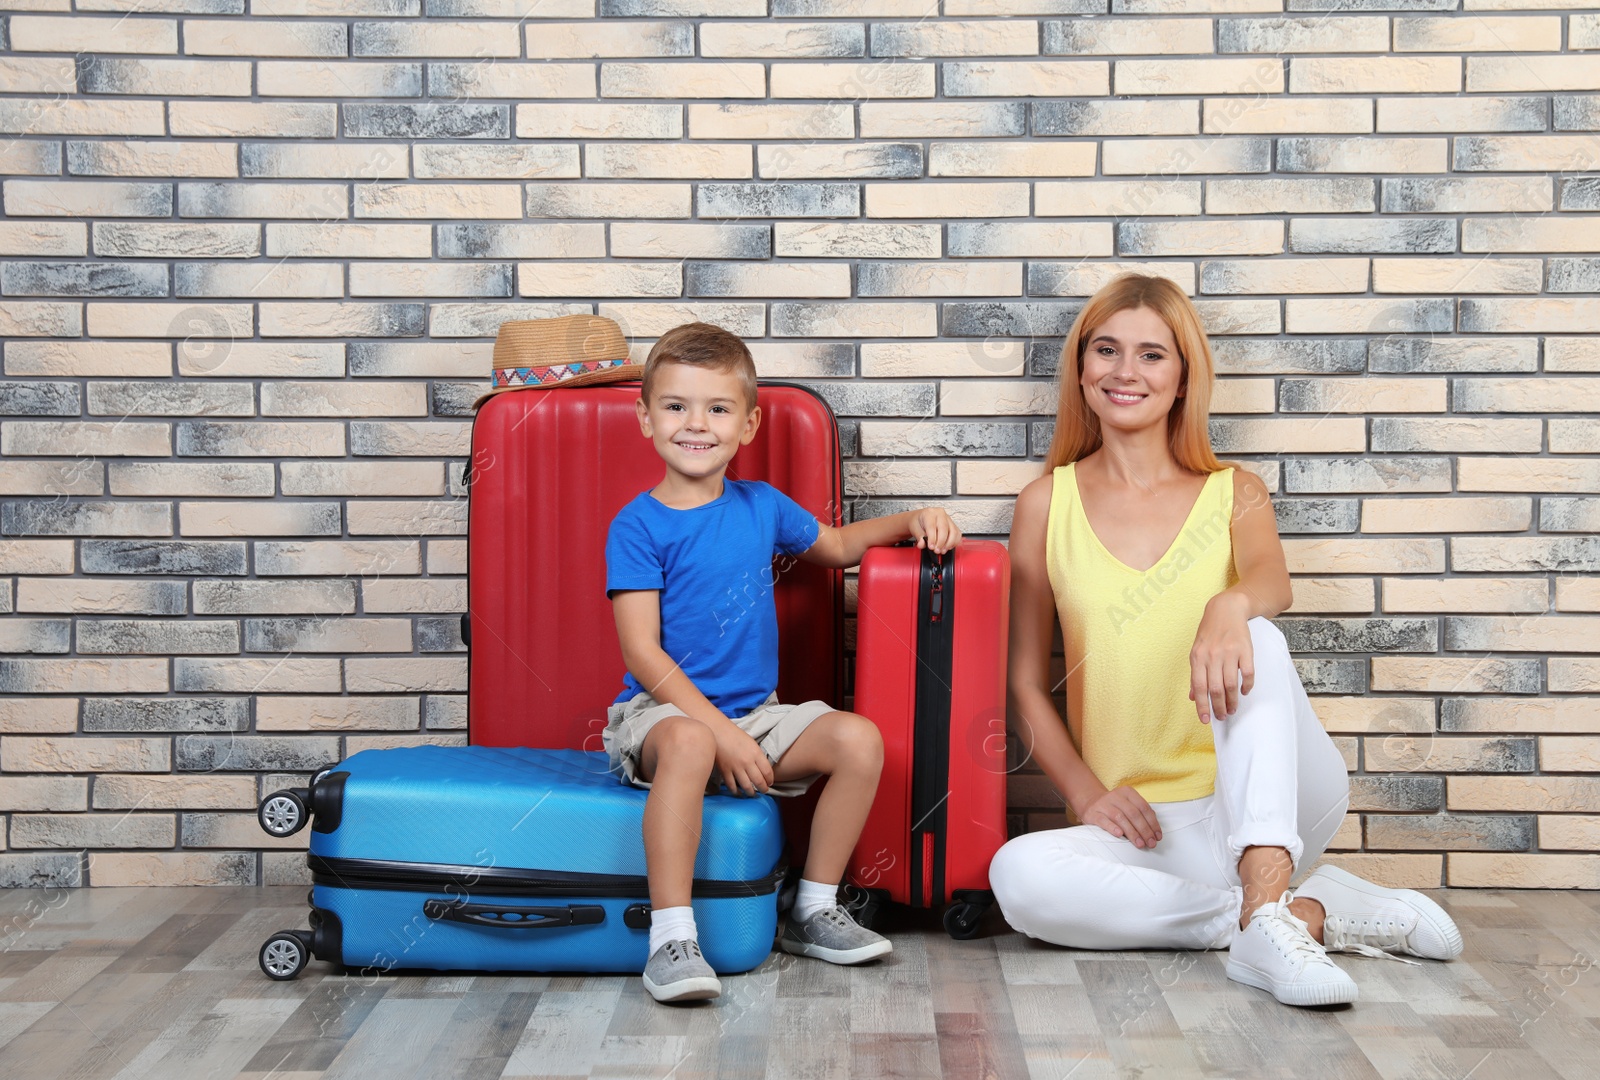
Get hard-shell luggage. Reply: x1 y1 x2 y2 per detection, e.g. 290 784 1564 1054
256 745 785 980
847 542 1011 939
463 382 844 751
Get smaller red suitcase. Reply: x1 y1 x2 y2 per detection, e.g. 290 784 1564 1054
848 541 1010 938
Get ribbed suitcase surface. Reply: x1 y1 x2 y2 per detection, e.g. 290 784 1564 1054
466 383 843 750
848 542 1010 937
279 746 785 976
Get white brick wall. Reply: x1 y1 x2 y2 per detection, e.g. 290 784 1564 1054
1 3 1598 890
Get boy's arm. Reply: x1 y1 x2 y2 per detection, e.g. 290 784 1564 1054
798 507 961 570
610 589 776 795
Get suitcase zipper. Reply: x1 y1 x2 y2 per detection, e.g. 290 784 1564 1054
308 854 786 900
909 548 954 909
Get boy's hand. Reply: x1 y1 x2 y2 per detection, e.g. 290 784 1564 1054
910 507 962 555
712 724 774 796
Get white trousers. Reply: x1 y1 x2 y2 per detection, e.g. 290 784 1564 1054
989 618 1350 951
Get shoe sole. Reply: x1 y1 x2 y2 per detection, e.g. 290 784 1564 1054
779 936 893 965
643 973 722 1003
1313 864 1464 961
1225 958 1358 1007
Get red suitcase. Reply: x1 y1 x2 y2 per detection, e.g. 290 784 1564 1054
464 382 844 754
848 542 1011 938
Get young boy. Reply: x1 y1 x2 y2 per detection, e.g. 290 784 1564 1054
604 322 961 1004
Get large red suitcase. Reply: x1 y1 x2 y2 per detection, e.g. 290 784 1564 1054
848 542 1010 938
464 382 843 753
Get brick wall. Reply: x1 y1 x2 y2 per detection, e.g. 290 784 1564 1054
1 2 1597 891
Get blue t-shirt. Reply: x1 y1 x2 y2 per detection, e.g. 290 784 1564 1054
605 479 822 717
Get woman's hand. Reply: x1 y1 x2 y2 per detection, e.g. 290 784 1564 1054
1081 785 1162 849
910 507 962 554
1189 591 1255 724
712 723 774 796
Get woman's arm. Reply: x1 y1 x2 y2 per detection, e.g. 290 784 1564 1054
1008 476 1160 846
1189 468 1294 723
800 507 960 570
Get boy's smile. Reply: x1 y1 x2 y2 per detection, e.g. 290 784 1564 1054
636 361 761 506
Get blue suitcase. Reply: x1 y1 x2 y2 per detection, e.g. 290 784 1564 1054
255 745 786 979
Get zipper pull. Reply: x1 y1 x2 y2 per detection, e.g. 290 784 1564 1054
929 555 944 622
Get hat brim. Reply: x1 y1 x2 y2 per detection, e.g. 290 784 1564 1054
472 363 645 410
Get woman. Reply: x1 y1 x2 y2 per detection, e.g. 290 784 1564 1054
988 273 1462 1007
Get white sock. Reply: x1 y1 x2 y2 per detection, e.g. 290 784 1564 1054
648 905 697 957
792 879 839 922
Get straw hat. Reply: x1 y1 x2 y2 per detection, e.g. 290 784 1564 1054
474 314 642 408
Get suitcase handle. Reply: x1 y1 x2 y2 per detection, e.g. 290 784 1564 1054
422 899 605 929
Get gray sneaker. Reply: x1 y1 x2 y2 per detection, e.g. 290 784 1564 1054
780 906 893 965
642 939 721 1003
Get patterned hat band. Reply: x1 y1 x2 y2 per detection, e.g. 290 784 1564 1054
476 314 642 408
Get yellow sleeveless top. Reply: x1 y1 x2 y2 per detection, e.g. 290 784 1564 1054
1045 463 1238 804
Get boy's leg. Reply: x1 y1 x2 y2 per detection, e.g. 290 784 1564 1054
635 714 718 909
768 711 892 964
634 714 721 1003
768 710 884 887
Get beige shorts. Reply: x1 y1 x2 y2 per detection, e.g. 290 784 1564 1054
603 690 834 798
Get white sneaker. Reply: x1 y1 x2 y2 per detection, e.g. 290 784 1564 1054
1294 863 1463 962
1226 892 1358 1007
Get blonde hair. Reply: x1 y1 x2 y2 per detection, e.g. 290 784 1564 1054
1044 272 1224 474
642 322 758 409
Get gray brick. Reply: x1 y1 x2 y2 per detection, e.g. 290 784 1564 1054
0 854 83 889
176 421 344 458
1540 498 1600 534
1212 338 1365 375
859 421 1025 458
1286 0 1451 8
82 697 249 733
81 540 247 576
0 382 80 416
809 381 936 418
1369 336 1536 373
0 619 70 654
1350 776 1443 813
1283 457 1453 494
430 382 479 417
435 222 604 259
77 619 240 655
1554 95 1600 131
1030 421 1054 458
343 103 509 139
87 382 254 417
1295 659 1366 694
418 616 466 653
1382 176 1549 213
942 302 1080 339
177 735 341 772
838 419 858 457
1026 341 1061 378
1290 218 1455 254
424 693 467 729
2 500 172 537
2 262 168 298
1279 617 1437 653
1274 498 1359 534
1366 813 1533 851
1548 258 1600 293
1560 177 1600 211
696 183 859 219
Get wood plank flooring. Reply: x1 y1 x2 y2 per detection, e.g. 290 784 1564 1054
0 886 1595 1079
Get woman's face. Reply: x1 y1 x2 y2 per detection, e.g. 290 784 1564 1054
1078 305 1185 434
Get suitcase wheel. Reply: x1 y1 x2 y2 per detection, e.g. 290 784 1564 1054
942 896 990 941
260 931 312 980
258 790 309 838
841 886 887 932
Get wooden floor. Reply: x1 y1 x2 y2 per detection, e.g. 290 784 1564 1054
0 886 1596 1080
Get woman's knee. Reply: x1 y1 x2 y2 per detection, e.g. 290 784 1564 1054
1247 615 1289 660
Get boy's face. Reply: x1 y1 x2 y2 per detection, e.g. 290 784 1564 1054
636 361 760 483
